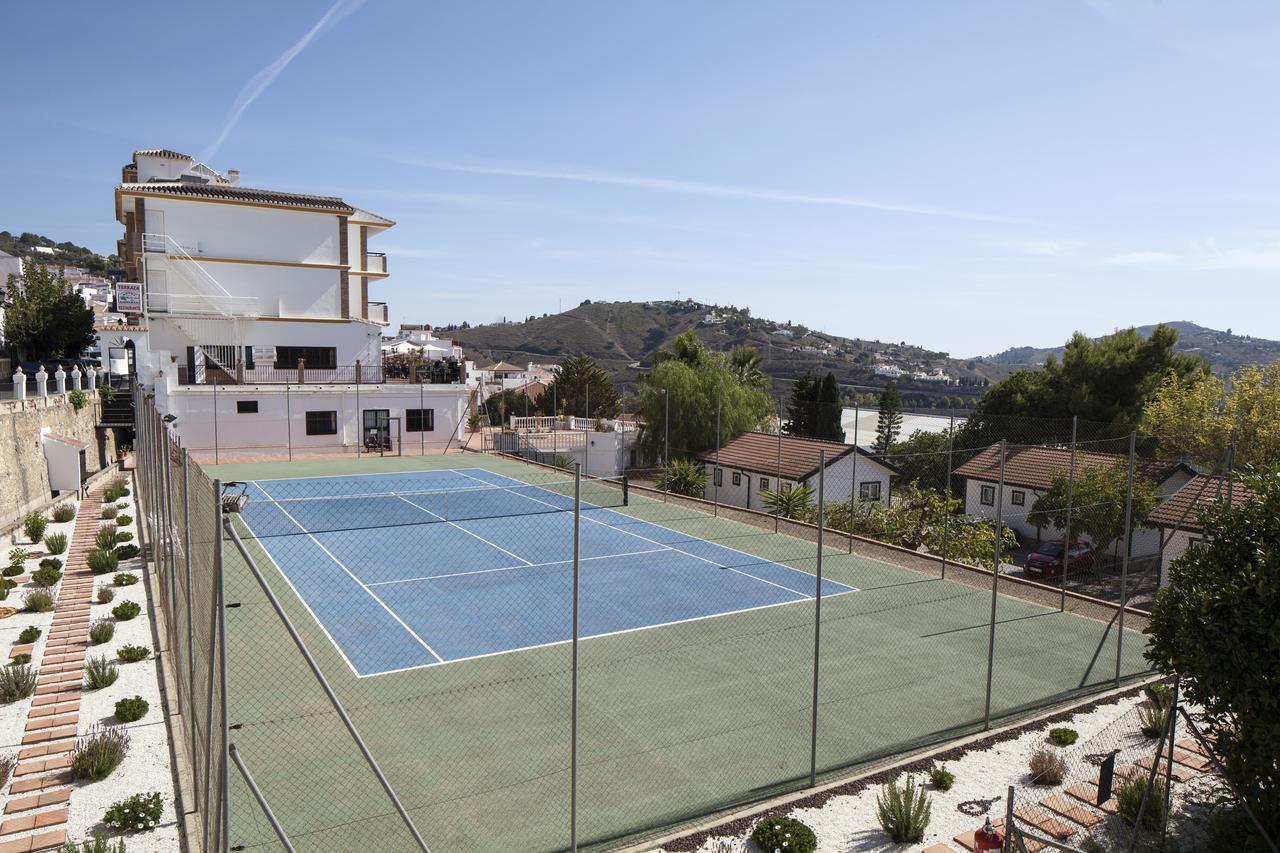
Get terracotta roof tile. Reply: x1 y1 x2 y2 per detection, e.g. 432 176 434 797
696 431 891 481
118 181 354 214
953 444 1187 491
1146 474 1252 532
133 148 192 160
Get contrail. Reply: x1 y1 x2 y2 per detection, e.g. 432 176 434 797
201 0 368 163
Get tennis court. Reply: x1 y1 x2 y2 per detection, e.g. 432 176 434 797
237 468 855 676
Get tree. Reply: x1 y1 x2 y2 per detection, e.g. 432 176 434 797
481 388 533 426
1143 362 1280 470
889 429 954 493
874 382 903 454
728 346 769 391
1145 467 1280 839
533 354 620 418
815 372 844 441
784 373 816 437
1 263 96 361
655 458 707 497
1026 463 1159 556
761 484 815 521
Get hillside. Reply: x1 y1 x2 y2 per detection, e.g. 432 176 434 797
980 321 1280 374
0 230 116 273
449 300 1008 408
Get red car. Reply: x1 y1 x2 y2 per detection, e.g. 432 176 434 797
1024 541 1096 579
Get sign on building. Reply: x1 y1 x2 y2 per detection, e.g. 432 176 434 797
115 282 143 314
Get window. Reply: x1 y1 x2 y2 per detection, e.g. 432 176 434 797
980 484 996 506
1011 489 1026 506
305 410 337 436
732 472 741 487
782 482 792 494
1188 536 1203 550
713 468 723 487
236 400 258 414
406 409 435 432
275 346 337 370
859 481 882 502
760 477 770 492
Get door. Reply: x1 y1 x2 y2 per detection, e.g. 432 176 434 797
362 409 391 450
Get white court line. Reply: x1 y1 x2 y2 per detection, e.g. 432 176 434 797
367 547 670 586
390 494 533 566
451 470 819 600
253 482 446 664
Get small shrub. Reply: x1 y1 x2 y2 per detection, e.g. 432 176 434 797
114 573 138 587
51 503 76 523
1145 682 1174 710
10 653 31 665
1138 701 1167 738
115 514 133 527
95 525 119 550
876 775 932 842
114 696 149 723
103 790 162 833
31 566 62 588
115 531 133 543
57 832 128 853
751 815 817 853
117 645 150 663
0 664 38 702
23 513 47 543
40 557 63 571
84 656 119 689
97 585 115 604
114 545 140 560
18 626 41 644
112 601 141 621
1 565 22 578
1049 727 1079 746
68 389 88 411
110 476 129 492
1029 747 1067 785
0 753 13 789
70 725 129 781
88 549 119 575
100 505 118 520
1116 775 1168 828
0 584 8 602
89 619 115 645
929 763 955 790
45 533 68 555
6 548 27 566
23 589 54 613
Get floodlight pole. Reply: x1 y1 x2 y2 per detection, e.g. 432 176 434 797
983 440 1006 730
809 451 825 787
940 414 954 577
1061 416 1077 611
848 403 859 552
570 464 582 852
1115 431 1136 686
714 395 720 515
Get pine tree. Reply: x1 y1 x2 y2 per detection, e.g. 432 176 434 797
785 373 816 436
816 372 845 441
874 381 903 454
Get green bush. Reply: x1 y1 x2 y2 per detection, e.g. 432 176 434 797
6 547 27 566
51 503 76 523
751 815 817 853
84 656 119 689
44 533 68 555
114 545 140 560
115 531 133 543
112 601 141 621
23 589 54 613
1029 747 1067 784
117 645 150 663
89 619 115 646
1145 682 1174 710
102 790 162 832
1138 701 1167 738
23 513 47 543
18 626 41 644
1116 775 1168 829
2 565 23 578
31 566 62 588
115 514 132 527
39 557 63 571
97 586 115 604
655 458 708 497
0 753 13 789
1049 727 1079 746
929 763 955 790
876 775 932 842
68 389 87 411
95 525 119 550
100 505 118 520
70 725 129 781
88 549 119 575
10 653 31 665
0 664 38 702
57 831 128 853
114 696 149 723
114 573 138 587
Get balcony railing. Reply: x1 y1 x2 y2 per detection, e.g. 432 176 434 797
368 301 389 324
363 252 387 275
176 356 464 386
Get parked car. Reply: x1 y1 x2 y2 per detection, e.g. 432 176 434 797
1024 540 1096 579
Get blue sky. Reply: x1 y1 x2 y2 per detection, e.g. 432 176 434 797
3 0 1280 357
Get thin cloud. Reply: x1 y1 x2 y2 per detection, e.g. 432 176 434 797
1101 239 1280 271
388 156 1037 225
201 0 368 163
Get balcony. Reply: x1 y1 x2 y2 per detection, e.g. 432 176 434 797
359 252 387 276
176 356 465 386
368 301 389 324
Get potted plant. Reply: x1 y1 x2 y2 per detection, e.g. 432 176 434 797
116 444 132 467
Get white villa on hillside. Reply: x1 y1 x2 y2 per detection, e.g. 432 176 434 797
105 147 470 454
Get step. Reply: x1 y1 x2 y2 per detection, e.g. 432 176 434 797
7 772 72 795
0 827 69 852
17 740 75 762
0 807 67 837
2 789 70 816
1038 793 1103 828
1133 755 1198 783
1014 806 1077 840
1064 782 1118 815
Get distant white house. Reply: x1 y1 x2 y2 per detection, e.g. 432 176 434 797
771 328 793 337
696 431 898 512
872 363 905 378
911 369 952 383
0 250 21 346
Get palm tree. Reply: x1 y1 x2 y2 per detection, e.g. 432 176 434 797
729 346 769 390
760 484 815 521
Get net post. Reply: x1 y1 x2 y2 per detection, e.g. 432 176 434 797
984 439 1005 730
1116 430 1136 686
1061 415 1077 611
809 451 825 787
621 475 629 507
570 464 581 853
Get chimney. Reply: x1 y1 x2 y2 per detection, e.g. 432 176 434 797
226 169 240 186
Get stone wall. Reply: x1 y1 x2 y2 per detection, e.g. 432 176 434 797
1 394 121 533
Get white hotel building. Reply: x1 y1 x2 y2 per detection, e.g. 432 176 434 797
107 148 470 456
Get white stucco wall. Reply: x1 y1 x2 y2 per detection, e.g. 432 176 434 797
136 195 342 265
703 451 895 511
1156 527 1200 589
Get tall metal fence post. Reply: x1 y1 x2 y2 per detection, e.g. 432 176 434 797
1061 416 1077 611
570 464 581 853
775 401 783 533
420 383 425 457
940 414 954 577
162 425 180 629
1162 680 1178 846
181 449 200 810
983 440 1006 729
213 377 219 466
713 395 720 515
356 381 362 457
204 479 222 853
809 453 825 787
286 383 293 462
849 403 861 553
216 478 230 852
663 389 670 467
1115 431 1136 686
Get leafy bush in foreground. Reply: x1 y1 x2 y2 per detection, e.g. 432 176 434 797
751 815 817 853
876 775 932 842
1029 747 1067 785
18 626 41 644
114 696 149 723
23 589 54 613
929 763 955 790
88 550 118 575
95 525 119 550
70 725 130 781
88 620 115 646
84 656 119 689
117 645 150 663
23 513 47 544
1049 727 1079 746
44 533 68 555
103 790 162 832
56 833 127 853
0 664 38 703
114 545 140 561
31 566 62 588
51 503 76 523
100 505 118 520
114 573 138 587
112 601 141 621
1116 775 1167 829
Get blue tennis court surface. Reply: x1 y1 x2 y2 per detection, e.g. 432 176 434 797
236 468 855 676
